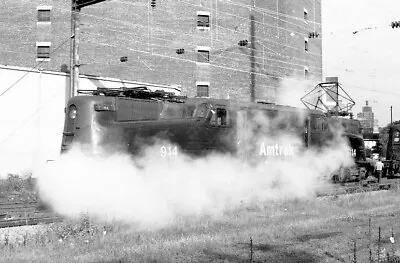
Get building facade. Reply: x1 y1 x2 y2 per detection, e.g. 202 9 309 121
357 101 375 135
2 0 322 102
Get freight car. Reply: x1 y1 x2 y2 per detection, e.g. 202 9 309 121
60 87 339 160
383 123 400 176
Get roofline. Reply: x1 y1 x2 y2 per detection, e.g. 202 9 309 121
0 64 182 93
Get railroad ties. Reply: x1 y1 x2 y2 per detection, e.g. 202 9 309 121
316 177 399 198
0 199 62 229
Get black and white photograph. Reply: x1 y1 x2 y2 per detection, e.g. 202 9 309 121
1 0 400 262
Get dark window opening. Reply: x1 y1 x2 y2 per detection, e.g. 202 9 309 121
197 14 210 28
196 84 209 97
211 108 228 126
37 46 50 59
304 40 308 51
38 9 51 22
197 49 210 63
304 11 308 20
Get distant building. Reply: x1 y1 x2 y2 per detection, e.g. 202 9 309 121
357 101 375 135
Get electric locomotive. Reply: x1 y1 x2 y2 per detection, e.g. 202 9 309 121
61 87 333 159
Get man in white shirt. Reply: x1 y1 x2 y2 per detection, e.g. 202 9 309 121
375 159 384 183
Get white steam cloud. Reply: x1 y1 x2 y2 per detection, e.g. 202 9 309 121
36 108 354 230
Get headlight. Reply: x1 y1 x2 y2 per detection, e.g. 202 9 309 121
69 105 77 119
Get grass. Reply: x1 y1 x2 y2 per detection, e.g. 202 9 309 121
0 174 37 201
1 191 400 262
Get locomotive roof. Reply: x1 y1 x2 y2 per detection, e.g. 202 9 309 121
72 87 325 116
182 97 325 116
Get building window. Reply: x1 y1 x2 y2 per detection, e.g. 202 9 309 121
196 46 210 64
197 11 210 30
36 42 51 60
304 67 309 79
303 8 308 21
304 38 308 52
196 82 209 97
37 6 51 22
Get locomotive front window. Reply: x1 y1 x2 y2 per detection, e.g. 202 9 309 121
194 103 211 118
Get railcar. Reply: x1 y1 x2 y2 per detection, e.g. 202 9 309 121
383 123 400 176
61 87 333 160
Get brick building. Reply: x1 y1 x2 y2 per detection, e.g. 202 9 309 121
1 0 322 102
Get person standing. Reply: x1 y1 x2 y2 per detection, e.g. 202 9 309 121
375 158 384 183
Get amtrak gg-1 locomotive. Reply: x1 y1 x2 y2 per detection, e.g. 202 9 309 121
60 87 337 158
60 86 365 171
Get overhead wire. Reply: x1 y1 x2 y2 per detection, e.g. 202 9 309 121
0 89 64 147
53 5 323 58
92 28 322 71
101 22 321 68
117 0 317 34
83 30 322 76
72 8 323 76
0 37 70 97
83 37 323 80
217 0 322 26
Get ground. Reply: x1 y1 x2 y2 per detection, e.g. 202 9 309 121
1 187 400 262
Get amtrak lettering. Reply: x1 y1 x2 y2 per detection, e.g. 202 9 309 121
259 143 295 156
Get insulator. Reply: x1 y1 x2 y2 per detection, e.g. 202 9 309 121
238 40 248 46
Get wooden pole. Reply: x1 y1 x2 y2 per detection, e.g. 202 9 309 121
69 0 80 104
250 14 255 102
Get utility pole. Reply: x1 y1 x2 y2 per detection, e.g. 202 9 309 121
250 14 255 102
69 0 80 102
68 0 107 104
391 106 393 124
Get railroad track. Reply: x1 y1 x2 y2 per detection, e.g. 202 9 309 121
317 177 400 198
0 201 62 229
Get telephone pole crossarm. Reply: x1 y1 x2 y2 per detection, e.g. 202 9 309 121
74 0 107 9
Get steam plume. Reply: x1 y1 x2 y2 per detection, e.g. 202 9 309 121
36 109 354 230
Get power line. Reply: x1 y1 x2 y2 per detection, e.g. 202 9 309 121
53 5 323 58
0 37 70 97
118 0 318 35
88 29 322 72
0 89 63 147
85 39 322 80
101 24 321 67
217 0 322 26
346 85 400 97
84 31 319 76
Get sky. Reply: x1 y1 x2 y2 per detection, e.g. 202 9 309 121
322 0 400 127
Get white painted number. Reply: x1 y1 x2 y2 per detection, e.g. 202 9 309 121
161 146 178 158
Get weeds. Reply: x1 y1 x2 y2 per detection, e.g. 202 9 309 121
0 174 35 192
1 190 400 262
